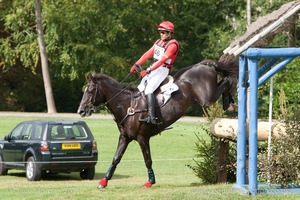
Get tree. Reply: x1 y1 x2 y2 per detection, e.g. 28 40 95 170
34 0 56 113
0 0 299 114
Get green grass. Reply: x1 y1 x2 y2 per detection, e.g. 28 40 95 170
0 113 299 200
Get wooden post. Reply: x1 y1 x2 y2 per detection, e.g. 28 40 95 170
217 139 229 183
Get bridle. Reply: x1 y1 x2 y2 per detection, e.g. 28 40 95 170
87 82 102 112
88 73 140 113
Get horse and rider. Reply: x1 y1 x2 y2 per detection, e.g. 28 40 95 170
77 21 238 189
130 21 237 125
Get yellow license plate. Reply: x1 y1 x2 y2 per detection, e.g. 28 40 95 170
62 143 81 150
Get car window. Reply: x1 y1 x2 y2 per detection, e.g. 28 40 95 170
68 125 88 139
32 125 43 140
20 124 33 140
10 124 24 140
50 124 88 140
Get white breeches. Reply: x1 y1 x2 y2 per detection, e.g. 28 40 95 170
138 66 169 95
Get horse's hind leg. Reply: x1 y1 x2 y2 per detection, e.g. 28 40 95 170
137 136 155 188
218 79 235 110
215 79 231 109
98 134 132 189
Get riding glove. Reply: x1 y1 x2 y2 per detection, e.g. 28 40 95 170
130 63 141 73
130 66 138 73
140 70 148 77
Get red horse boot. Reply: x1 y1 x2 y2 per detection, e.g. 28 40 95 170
97 178 108 188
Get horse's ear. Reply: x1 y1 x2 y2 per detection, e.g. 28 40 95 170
85 72 93 81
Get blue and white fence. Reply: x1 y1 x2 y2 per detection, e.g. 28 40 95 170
234 47 300 195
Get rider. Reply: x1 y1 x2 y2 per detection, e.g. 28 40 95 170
130 21 180 125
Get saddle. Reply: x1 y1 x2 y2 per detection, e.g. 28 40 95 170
137 75 179 106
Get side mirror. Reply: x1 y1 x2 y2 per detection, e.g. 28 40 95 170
4 135 11 141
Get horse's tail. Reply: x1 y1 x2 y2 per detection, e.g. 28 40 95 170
216 55 239 94
201 55 239 94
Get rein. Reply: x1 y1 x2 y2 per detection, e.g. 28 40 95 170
92 74 143 122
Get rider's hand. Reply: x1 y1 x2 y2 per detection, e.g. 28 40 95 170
130 64 140 73
140 70 147 77
130 66 138 73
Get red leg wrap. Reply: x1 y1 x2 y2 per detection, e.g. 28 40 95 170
143 181 152 188
98 178 108 188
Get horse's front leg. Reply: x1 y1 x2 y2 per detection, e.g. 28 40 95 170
98 134 132 189
137 136 156 188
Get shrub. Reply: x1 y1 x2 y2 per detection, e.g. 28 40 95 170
258 91 300 188
187 101 237 184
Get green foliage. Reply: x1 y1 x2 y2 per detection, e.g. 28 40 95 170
258 92 300 188
187 102 236 184
258 58 300 118
190 123 219 184
0 0 299 113
0 1 38 71
1 0 246 112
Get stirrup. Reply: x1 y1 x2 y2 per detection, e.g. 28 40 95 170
139 116 150 123
150 117 157 125
139 116 157 125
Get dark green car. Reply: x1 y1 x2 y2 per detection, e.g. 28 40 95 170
0 120 98 181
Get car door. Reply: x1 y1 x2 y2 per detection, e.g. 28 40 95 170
2 123 24 165
14 123 34 164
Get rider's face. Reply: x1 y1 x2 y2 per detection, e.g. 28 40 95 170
159 31 170 41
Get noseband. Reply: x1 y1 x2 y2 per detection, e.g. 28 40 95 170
87 81 133 113
85 83 105 112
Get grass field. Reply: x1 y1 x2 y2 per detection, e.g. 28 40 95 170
0 113 299 200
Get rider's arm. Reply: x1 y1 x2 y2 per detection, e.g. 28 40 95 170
149 43 178 71
135 45 155 66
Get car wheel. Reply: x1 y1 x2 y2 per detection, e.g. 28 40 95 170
80 166 95 180
0 156 8 175
26 156 41 181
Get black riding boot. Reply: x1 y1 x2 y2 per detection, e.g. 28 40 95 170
140 93 157 125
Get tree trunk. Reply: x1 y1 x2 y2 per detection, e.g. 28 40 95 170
288 15 296 47
247 0 251 28
34 0 57 113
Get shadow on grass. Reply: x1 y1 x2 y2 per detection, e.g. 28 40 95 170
7 171 131 181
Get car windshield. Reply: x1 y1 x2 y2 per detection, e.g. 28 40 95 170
49 124 88 140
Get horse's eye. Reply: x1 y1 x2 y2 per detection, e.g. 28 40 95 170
87 85 95 93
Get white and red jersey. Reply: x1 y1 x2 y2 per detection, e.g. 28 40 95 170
135 38 179 72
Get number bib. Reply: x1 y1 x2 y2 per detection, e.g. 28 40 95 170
153 45 165 61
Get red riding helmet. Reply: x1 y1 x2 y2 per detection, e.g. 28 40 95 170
157 21 174 33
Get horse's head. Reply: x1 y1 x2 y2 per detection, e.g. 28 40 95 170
77 73 102 117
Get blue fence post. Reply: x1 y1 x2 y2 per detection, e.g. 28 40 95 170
248 57 259 195
237 55 247 186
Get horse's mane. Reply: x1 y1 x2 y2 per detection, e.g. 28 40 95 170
91 73 136 92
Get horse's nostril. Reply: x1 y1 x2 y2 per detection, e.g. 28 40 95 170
77 108 84 115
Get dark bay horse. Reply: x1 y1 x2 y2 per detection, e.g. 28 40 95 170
77 57 238 188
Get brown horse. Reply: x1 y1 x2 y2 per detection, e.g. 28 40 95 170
77 58 238 188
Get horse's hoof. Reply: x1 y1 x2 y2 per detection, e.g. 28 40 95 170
143 181 152 188
97 184 106 189
227 104 238 111
97 178 108 189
